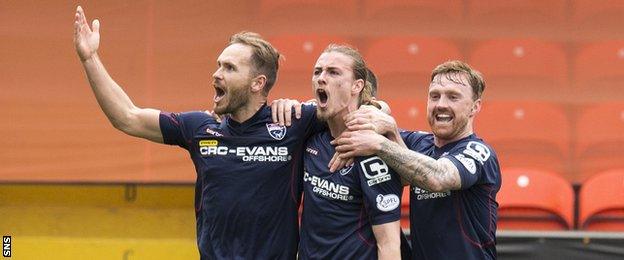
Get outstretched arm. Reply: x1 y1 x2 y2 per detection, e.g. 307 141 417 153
74 6 163 143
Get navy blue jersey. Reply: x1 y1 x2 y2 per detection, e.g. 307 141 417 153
160 104 322 259
401 131 501 260
299 131 403 260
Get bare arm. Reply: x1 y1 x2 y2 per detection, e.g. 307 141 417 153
74 6 163 143
377 139 461 192
372 221 401 260
333 130 461 192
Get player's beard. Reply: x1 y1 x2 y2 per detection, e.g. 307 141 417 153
316 108 329 122
428 109 470 142
214 84 252 116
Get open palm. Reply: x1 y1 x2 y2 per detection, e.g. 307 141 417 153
73 6 100 61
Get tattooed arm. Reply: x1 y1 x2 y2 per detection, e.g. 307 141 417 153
377 139 461 192
333 130 461 192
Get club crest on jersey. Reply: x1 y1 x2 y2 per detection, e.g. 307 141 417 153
338 164 353 175
266 123 287 140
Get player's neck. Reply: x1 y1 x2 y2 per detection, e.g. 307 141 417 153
230 97 266 123
327 117 346 138
327 103 356 138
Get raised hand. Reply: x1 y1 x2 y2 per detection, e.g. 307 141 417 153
73 6 100 61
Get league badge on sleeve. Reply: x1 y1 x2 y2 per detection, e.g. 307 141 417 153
266 123 287 140
376 194 400 212
454 154 477 174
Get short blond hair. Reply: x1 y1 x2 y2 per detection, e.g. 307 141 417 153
229 32 280 96
431 60 486 100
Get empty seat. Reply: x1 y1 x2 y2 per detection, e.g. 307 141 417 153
363 0 462 24
575 102 624 181
385 99 428 132
268 34 353 100
579 169 624 231
572 0 624 32
401 186 410 229
258 0 357 27
467 0 566 26
365 36 462 100
475 101 570 175
574 41 624 101
470 39 568 100
497 168 574 230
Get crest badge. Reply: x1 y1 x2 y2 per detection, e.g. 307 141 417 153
266 123 287 140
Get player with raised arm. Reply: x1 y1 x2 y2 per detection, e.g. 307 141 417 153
74 6 322 259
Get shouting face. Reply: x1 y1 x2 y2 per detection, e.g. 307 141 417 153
312 51 362 122
212 43 255 115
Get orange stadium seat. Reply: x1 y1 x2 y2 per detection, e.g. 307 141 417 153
572 0 624 30
363 0 462 23
579 169 624 231
364 36 462 100
268 34 353 100
575 102 624 181
385 99 428 132
258 0 357 20
497 168 574 230
574 41 624 101
475 101 570 175
467 0 566 25
401 186 410 229
470 39 568 100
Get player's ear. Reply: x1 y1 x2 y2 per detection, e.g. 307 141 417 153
251 74 267 93
351 79 364 95
470 98 482 117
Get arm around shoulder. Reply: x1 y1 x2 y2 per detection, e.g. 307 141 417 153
377 139 461 192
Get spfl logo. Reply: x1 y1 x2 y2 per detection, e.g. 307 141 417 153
3 236 10 258
266 123 287 140
376 194 400 212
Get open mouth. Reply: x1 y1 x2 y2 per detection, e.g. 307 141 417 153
214 84 226 102
316 89 328 107
434 113 453 123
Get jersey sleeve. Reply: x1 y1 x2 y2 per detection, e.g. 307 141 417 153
357 156 403 225
400 130 430 150
159 111 218 150
442 140 498 189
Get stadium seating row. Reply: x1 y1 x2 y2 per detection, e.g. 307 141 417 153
258 0 624 27
267 35 624 101
386 100 624 183
399 168 624 231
